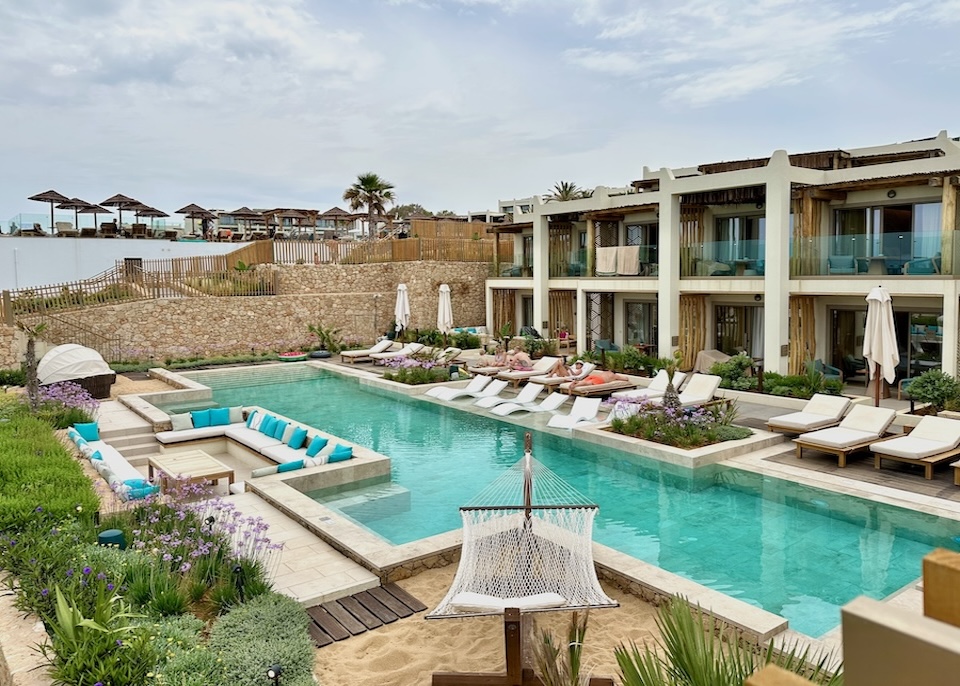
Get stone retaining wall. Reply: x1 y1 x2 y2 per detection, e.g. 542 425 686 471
0 262 488 364
0 325 23 370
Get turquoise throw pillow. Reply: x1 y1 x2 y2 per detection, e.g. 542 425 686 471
191 410 211 428
305 436 328 457
89 450 103 461
288 427 308 450
328 446 353 463
209 407 230 426
245 410 258 428
128 485 159 500
259 416 277 436
123 478 151 490
74 422 99 441
277 460 304 473
272 420 288 440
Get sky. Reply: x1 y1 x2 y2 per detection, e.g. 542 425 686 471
1 0 959 224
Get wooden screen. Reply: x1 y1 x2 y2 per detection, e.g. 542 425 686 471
678 294 706 371
792 191 825 276
789 295 817 375
679 206 705 277
492 289 517 338
548 290 575 337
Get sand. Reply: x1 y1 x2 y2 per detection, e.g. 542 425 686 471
109 373 173 398
313 565 662 686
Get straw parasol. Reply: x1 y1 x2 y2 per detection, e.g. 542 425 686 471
27 190 70 232
77 203 112 230
394 283 411 333
176 204 216 235
135 206 170 233
54 198 93 232
437 283 453 334
101 194 140 230
863 285 900 406
229 207 262 235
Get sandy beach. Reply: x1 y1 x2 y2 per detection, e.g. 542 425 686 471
313 565 661 686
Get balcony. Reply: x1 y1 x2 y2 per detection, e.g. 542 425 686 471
790 232 951 277
490 263 533 278
549 245 660 278
680 239 765 278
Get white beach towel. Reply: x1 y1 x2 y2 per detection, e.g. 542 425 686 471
617 246 640 275
596 247 618 276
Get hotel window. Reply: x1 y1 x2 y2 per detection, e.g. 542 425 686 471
715 215 765 261
834 202 942 273
625 223 659 266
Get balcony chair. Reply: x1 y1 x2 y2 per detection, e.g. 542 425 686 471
827 254 857 275
903 254 941 275
806 359 842 383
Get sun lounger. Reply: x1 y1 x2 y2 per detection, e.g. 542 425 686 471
491 392 569 416
547 397 603 429
871 416 960 479
437 378 508 402
794 405 897 467
434 347 463 365
611 369 686 401
496 356 562 388
468 364 510 376
475 382 543 409
527 362 597 387
340 339 394 363
560 377 638 397
649 373 722 407
766 394 852 434
370 342 425 362
425 374 490 399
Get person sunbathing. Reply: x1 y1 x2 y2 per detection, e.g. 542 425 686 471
506 347 533 369
473 347 507 368
569 369 629 390
548 360 584 379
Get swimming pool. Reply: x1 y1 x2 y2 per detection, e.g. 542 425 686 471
190 365 959 637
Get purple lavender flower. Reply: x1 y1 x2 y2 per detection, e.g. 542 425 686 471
82 566 91 576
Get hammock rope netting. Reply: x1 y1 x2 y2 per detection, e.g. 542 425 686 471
428 450 618 619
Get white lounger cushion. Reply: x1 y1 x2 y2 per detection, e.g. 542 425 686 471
871 416 960 459
612 371 686 400
449 591 566 613
803 394 852 418
260 443 308 464
155 424 233 444
797 427 876 449
767 412 842 432
475 383 543 408
836 405 896 435
439 379 508 402
89 440 143 482
547 397 602 429
528 362 597 386
370 342 425 360
341 340 393 358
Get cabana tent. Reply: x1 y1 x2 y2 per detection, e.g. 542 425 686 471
37 344 116 399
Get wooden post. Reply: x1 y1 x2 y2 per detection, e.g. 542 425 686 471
504 608 522 686
2 290 12 325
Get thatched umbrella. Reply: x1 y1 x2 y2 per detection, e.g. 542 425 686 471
77 203 112 231
176 203 216 235
101 194 140 231
54 198 93 232
27 190 70 233
135 206 170 234
229 206 262 235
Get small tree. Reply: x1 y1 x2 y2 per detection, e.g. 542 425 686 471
16 320 47 411
906 369 960 412
661 350 684 411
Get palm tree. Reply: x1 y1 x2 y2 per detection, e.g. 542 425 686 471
343 173 396 239
544 181 591 202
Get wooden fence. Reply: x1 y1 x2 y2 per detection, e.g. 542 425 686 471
271 237 512 265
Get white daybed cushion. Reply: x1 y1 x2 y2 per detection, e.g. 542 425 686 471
89 441 143 482
797 427 876 449
611 387 665 400
156 425 231 444
261 443 308 464
871 436 955 460
449 591 567 613
909 416 960 444
342 340 393 358
224 425 283 451
768 412 840 432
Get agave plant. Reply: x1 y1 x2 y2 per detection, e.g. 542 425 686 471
615 597 843 686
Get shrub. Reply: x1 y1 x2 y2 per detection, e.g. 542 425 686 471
36 381 99 428
452 331 482 349
0 367 26 386
907 369 960 411
608 400 752 449
0 409 99 531
381 354 450 385
710 354 757 391
208 592 315 686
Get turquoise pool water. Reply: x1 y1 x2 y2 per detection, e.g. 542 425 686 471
195 366 960 637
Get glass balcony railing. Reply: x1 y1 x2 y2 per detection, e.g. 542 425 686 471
790 232 952 277
550 245 660 277
490 263 533 278
680 240 765 278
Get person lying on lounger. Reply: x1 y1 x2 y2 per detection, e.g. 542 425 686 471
568 369 629 390
548 360 584 379
506 347 533 369
473 346 507 368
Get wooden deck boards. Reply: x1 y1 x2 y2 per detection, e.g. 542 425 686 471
305 584 427 648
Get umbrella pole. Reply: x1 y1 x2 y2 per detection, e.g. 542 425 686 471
874 362 881 407
49 202 54 234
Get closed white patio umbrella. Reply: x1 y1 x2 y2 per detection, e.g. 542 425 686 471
437 283 453 334
394 283 410 333
863 285 899 406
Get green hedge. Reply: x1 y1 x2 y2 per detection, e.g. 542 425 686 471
0 401 99 530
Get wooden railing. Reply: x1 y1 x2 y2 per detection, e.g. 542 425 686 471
3 266 149 322
36 312 125 362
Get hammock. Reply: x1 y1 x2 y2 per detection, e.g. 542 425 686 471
428 435 618 619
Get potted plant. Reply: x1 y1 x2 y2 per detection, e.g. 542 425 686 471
307 323 342 357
